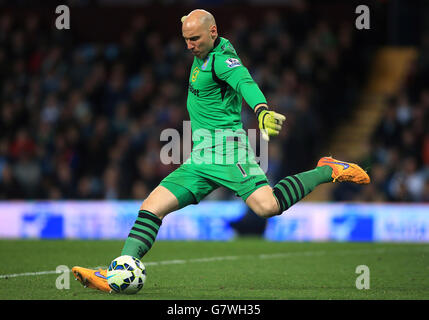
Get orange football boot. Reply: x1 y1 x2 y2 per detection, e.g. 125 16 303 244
72 266 111 293
317 156 370 184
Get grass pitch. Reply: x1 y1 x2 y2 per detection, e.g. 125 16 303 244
1 238 429 300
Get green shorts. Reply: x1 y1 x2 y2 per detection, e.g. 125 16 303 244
160 159 269 209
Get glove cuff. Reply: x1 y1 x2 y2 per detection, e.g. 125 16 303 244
255 105 268 121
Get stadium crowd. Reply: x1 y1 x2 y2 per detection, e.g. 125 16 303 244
0 4 426 203
332 37 429 203
367 51 429 203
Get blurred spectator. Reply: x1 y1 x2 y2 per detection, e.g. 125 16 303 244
0 164 23 199
347 65 429 202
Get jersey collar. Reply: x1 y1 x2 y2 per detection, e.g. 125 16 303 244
207 37 222 56
212 36 221 51
198 37 223 61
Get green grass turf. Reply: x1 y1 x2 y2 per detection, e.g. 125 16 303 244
0 238 429 300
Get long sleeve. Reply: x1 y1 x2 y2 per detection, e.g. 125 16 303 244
213 54 267 110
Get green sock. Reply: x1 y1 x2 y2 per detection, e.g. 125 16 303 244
273 166 333 213
121 210 162 259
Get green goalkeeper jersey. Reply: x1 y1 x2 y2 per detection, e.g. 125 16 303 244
187 37 267 164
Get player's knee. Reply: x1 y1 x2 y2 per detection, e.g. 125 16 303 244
139 186 179 220
140 199 167 220
253 198 280 218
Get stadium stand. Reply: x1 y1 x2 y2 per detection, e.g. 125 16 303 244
0 1 426 203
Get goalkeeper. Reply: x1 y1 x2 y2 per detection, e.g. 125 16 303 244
72 9 370 292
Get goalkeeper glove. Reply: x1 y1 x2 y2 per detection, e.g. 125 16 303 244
256 106 286 141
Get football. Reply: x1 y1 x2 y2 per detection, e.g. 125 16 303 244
107 255 146 294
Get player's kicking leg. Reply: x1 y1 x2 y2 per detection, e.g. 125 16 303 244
246 156 370 217
72 185 179 292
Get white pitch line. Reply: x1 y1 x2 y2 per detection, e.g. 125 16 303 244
0 246 426 280
0 270 59 279
0 251 320 279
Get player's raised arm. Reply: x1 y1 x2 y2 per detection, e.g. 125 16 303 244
213 52 285 141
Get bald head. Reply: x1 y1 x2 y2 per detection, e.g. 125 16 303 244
182 9 216 29
182 9 218 59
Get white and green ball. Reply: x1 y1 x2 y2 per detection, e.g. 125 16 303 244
107 255 146 294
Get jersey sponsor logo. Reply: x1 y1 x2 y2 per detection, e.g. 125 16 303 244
192 67 199 82
188 82 199 97
225 58 241 68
